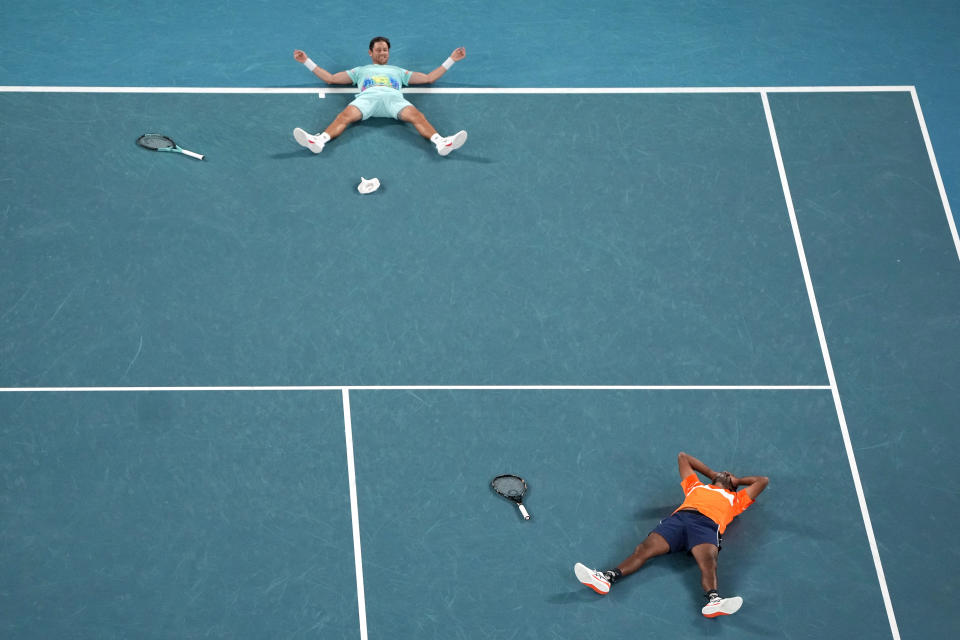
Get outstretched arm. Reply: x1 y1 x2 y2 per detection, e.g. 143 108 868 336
408 47 466 85
293 50 353 85
678 452 717 481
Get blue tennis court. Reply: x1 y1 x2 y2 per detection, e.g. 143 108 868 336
2 3 959 639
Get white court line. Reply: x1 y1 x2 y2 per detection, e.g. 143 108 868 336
0 385 831 392
761 91 901 640
341 389 368 640
910 87 960 263
0 85 915 94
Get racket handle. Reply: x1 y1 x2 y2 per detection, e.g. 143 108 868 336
182 149 205 160
518 504 530 520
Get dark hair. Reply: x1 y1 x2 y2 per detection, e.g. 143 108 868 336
712 472 735 492
369 36 390 51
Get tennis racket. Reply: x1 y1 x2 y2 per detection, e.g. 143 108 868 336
491 474 531 520
136 133 204 160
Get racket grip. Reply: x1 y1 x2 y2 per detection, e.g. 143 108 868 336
182 149 205 160
518 504 530 520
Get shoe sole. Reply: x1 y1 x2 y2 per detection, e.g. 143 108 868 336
293 127 323 153
437 130 468 156
702 596 743 617
574 563 610 595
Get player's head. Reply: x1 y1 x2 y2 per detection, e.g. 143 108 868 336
712 471 736 492
368 36 391 64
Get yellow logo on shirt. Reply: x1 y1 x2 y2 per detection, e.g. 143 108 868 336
360 75 401 91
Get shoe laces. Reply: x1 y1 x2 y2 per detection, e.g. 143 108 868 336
707 594 722 605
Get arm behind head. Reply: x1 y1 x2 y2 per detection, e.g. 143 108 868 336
677 452 716 480
740 476 770 500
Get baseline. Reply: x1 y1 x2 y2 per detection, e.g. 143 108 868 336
0 85 916 94
0 385 832 393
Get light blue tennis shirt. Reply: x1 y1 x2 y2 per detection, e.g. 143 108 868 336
347 64 413 94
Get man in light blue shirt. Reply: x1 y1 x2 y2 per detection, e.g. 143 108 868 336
293 37 467 156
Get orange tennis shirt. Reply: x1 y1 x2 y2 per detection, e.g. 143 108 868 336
673 474 755 534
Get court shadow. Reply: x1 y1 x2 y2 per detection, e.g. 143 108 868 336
269 138 348 160
437 151 494 164
693 614 778 637
634 504 677 520
270 150 311 160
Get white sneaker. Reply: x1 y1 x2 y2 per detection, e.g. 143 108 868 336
702 594 743 618
293 127 325 153
574 563 611 595
435 130 467 156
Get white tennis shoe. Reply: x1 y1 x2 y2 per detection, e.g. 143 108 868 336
293 127 325 153
435 130 467 156
574 563 611 595
702 594 743 618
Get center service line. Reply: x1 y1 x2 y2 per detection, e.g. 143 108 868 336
341 388 369 640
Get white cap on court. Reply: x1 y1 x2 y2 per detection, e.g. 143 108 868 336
357 177 380 194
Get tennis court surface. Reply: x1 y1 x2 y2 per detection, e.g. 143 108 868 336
2 88 958 639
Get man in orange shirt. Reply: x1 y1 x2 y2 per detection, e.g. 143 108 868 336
574 452 769 618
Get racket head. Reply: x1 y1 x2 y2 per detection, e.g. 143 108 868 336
491 474 527 504
137 133 177 151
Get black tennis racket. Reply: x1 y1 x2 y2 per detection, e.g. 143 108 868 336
491 474 531 520
136 133 204 160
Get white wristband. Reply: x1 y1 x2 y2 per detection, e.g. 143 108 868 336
441 57 455 70
303 58 317 72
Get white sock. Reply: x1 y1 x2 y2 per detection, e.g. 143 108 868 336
430 133 444 144
318 132 331 142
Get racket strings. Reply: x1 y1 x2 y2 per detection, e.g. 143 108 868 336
137 134 175 150
492 476 526 499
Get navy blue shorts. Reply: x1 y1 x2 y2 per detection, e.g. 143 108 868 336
652 510 722 552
